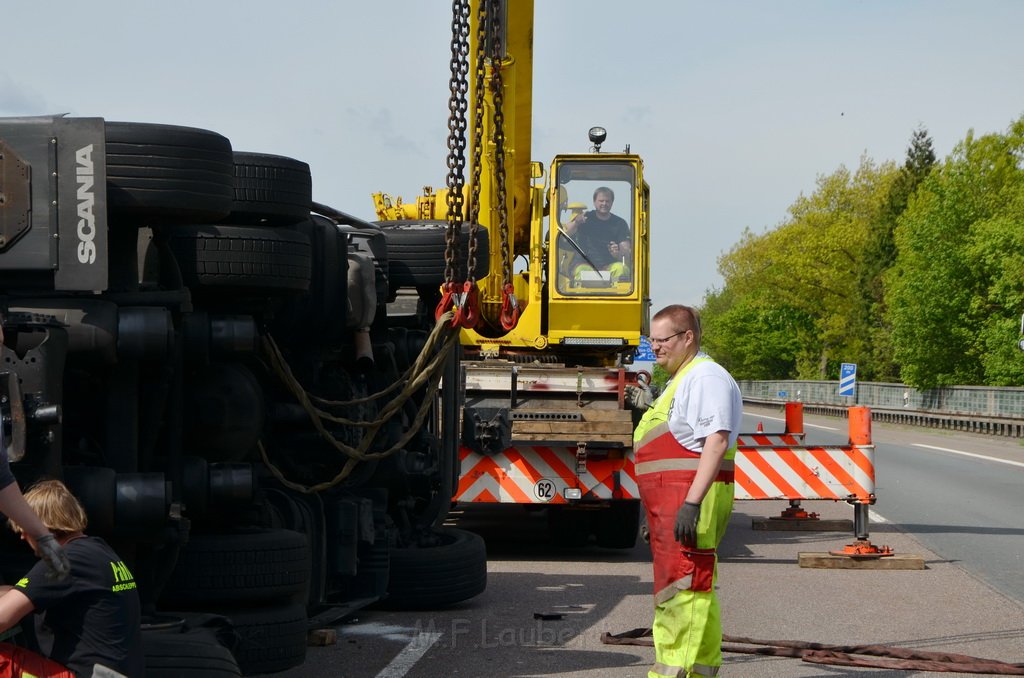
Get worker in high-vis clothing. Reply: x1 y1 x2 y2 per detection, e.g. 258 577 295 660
627 304 742 678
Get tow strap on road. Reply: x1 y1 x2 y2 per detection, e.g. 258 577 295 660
601 628 1024 674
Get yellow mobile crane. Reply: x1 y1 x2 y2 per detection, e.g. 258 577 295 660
374 0 651 546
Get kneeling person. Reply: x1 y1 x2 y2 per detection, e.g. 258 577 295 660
0 480 143 677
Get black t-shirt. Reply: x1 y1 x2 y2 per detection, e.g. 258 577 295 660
575 211 631 268
15 535 143 677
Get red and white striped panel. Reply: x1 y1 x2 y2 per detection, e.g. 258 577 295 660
736 432 803 447
455 445 639 504
735 435 874 502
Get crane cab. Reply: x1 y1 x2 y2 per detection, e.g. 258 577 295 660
543 154 650 362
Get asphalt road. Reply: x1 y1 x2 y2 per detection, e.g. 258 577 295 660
264 406 1024 677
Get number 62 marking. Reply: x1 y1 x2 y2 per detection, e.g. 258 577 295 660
533 479 556 501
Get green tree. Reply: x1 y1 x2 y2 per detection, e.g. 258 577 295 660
858 127 936 381
887 116 1024 387
703 157 897 380
702 285 812 380
965 209 1024 384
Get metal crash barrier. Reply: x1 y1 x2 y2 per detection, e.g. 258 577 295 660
740 379 1024 438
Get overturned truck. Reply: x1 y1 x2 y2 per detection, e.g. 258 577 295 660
0 116 486 674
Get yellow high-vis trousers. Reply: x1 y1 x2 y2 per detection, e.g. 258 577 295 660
647 479 733 678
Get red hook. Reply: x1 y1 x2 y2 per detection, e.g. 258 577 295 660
437 281 480 328
500 282 520 330
434 281 459 322
452 281 480 328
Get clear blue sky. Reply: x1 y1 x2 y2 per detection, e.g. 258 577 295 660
3 1 1023 311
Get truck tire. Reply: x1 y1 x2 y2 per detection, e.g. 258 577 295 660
217 602 308 675
143 626 241 677
378 220 490 290
595 500 641 549
105 121 234 224
162 528 311 606
380 527 487 610
166 224 312 291
223 152 312 226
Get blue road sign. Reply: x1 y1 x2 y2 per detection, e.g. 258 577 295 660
635 337 656 362
838 362 857 397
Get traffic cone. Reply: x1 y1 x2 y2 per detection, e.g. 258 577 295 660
756 421 764 433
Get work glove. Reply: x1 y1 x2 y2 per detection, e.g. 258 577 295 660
35 533 71 581
674 501 701 546
624 384 654 412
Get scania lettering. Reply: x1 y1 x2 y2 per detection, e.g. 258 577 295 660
75 143 96 264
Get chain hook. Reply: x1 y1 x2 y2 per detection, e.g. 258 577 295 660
435 281 480 329
453 281 480 328
435 281 458 323
500 282 520 330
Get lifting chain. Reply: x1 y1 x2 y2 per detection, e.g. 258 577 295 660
443 0 470 283
437 0 517 330
437 0 479 328
488 0 520 330
466 0 487 285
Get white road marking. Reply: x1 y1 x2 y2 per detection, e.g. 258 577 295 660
750 414 839 431
375 631 443 678
869 510 889 524
912 443 1024 468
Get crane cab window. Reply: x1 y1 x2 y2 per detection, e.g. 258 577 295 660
552 161 637 296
